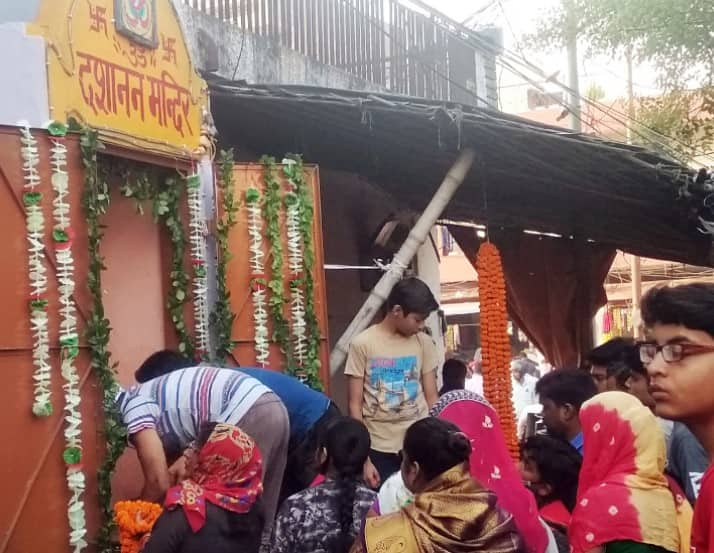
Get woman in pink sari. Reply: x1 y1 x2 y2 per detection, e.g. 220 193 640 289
430 390 550 553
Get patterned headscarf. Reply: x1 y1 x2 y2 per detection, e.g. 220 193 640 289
569 392 692 553
431 390 549 553
164 423 263 532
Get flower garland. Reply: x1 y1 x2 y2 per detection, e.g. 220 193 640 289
285 189 307 367
283 160 308 373
48 122 87 552
261 157 291 365
20 125 52 417
246 187 270 365
186 173 209 358
158 177 194 359
114 500 162 553
211 150 238 362
476 242 518 460
283 156 322 390
81 129 127 553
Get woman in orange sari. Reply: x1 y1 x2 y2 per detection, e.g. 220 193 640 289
356 417 525 553
569 392 692 553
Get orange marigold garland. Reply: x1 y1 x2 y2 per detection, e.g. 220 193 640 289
114 500 162 553
476 242 519 460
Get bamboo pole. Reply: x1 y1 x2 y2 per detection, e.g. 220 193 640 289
329 148 476 374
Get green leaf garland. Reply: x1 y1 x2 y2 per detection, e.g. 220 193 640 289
283 155 322 390
80 129 126 553
158 176 194 358
211 150 238 362
261 156 292 365
112 161 195 359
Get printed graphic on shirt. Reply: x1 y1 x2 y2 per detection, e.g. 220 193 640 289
369 356 420 411
691 471 704 499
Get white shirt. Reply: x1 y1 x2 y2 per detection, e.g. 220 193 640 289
511 373 538 420
465 373 484 395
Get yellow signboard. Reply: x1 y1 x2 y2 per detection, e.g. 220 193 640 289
30 0 207 156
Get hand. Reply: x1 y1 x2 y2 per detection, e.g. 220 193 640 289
138 532 152 551
363 457 381 489
168 455 188 485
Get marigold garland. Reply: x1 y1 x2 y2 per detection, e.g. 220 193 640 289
476 241 519 460
114 500 162 553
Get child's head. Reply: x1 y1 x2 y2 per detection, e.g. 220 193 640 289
385 277 439 337
642 284 714 425
520 435 582 511
440 358 468 395
535 369 597 439
401 417 471 492
321 417 371 477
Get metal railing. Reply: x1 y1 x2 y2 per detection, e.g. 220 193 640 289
181 0 496 104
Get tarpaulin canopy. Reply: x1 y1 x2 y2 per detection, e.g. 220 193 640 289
208 78 711 365
208 78 710 267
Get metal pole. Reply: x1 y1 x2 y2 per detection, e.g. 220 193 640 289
564 0 582 132
329 148 476 374
625 45 635 144
625 46 643 337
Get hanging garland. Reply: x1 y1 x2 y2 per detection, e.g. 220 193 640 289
262 156 291 364
114 500 162 553
211 150 238 362
117 165 195 358
118 166 193 358
48 122 87 552
186 173 209 358
20 125 52 417
283 161 308 372
283 156 322 390
246 186 270 365
476 241 518 460
80 129 127 553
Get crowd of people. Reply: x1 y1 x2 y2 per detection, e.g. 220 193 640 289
116 278 714 553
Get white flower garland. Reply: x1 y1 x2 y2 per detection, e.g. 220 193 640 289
20 125 52 417
49 128 87 553
187 174 209 356
284 166 308 366
246 188 269 365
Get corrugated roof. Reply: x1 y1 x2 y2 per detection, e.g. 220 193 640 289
208 79 711 267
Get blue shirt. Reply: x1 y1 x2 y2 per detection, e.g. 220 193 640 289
571 431 584 455
239 368 331 441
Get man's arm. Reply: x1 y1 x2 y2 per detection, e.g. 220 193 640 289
347 375 365 421
133 428 171 501
422 370 438 408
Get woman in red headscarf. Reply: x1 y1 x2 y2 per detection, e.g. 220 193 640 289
141 423 265 553
569 392 692 553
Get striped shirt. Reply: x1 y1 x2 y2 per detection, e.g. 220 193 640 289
118 366 270 450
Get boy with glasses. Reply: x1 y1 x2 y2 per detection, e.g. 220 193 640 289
641 284 714 553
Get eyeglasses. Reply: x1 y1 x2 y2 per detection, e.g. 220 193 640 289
639 342 714 364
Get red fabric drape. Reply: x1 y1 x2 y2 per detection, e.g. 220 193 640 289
448 227 615 367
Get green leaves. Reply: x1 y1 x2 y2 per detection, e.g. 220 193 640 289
47 121 68 137
63 446 82 465
80 128 125 553
23 192 42 207
283 155 322 391
262 156 292 364
529 1 714 163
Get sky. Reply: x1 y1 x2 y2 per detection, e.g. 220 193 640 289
427 0 661 111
